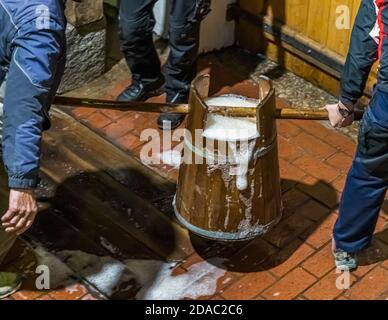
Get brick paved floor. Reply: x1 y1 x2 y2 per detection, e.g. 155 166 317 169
3 49 388 300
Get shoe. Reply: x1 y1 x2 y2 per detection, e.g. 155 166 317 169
332 239 358 271
157 93 188 130
0 272 23 299
334 249 358 271
117 76 165 102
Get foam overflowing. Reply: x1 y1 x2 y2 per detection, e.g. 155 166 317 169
203 95 259 141
202 94 259 191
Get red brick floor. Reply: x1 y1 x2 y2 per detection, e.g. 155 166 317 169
4 52 388 300
68 83 388 299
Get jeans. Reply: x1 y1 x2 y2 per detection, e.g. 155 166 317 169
334 87 388 252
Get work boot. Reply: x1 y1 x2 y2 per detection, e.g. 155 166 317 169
332 239 358 271
157 94 187 130
117 76 165 102
0 272 23 299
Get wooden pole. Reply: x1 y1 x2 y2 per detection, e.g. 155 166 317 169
54 96 190 114
54 96 364 121
275 108 364 121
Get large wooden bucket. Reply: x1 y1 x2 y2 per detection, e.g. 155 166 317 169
173 75 282 241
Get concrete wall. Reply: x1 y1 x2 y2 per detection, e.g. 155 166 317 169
59 0 106 93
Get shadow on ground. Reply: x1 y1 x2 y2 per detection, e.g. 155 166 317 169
2 165 388 299
190 178 388 273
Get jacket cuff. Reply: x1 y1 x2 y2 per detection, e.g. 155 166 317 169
8 175 39 189
339 95 356 108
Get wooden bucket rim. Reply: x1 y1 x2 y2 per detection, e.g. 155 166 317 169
191 74 275 112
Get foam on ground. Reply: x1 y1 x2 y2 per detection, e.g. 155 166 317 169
48 250 227 300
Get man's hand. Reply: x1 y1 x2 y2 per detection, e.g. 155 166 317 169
325 102 355 128
1 189 38 235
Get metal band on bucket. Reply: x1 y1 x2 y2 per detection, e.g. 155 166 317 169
173 195 282 241
184 136 277 163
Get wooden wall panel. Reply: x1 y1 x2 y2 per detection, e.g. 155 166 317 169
236 0 377 99
326 0 353 56
351 0 361 22
284 0 309 32
305 0 331 44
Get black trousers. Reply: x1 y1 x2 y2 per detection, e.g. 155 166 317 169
119 0 204 103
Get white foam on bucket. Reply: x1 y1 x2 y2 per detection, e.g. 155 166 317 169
203 94 259 191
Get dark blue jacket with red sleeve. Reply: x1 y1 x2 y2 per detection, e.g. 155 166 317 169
341 0 388 106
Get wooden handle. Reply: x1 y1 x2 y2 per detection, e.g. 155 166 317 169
54 96 365 121
54 96 190 114
275 108 364 121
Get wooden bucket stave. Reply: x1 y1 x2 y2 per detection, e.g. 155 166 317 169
174 75 282 241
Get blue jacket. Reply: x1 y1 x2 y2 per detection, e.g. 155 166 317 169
0 0 66 189
341 0 388 106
